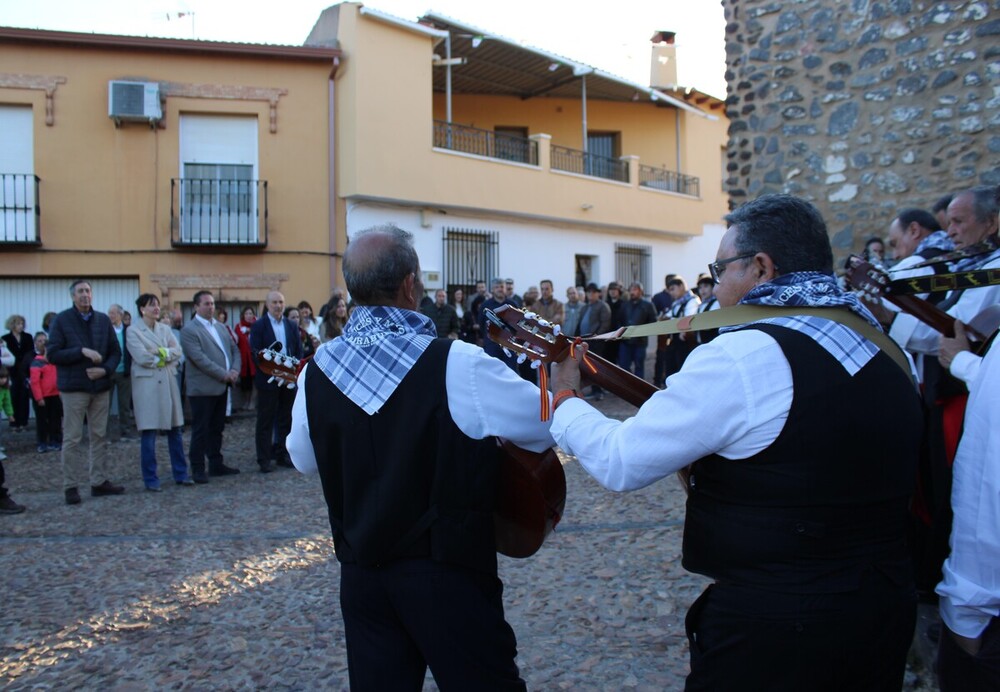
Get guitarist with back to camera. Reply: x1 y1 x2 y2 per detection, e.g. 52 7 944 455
286 224 554 691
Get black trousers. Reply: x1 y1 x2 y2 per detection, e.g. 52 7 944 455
340 559 525 691
684 570 916 691
188 394 227 471
254 386 294 464
32 395 63 445
937 617 1000 692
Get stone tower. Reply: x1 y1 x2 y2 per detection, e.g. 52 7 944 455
721 0 1000 256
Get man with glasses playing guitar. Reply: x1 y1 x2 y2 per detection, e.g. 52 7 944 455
548 194 923 690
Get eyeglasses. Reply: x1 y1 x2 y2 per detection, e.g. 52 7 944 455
708 253 755 284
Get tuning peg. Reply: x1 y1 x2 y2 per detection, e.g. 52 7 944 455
530 359 541 370
524 311 538 320
267 376 276 384
287 382 296 390
516 352 527 364
552 324 562 336
502 347 513 358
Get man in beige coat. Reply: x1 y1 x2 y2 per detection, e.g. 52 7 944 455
180 291 241 484
127 294 190 490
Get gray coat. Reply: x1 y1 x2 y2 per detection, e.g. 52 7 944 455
127 320 184 431
180 318 241 397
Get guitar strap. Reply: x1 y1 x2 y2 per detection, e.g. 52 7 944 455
884 268 1000 296
589 305 914 381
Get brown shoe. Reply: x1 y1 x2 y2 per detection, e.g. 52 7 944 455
91 480 125 497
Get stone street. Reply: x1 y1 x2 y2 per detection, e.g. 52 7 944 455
1 389 937 690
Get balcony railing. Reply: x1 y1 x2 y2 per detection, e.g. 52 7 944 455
638 164 700 197
433 121 538 165
0 173 41 245
551 145 629 183
170 178 268 247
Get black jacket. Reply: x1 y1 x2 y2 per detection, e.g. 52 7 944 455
46 308 121 394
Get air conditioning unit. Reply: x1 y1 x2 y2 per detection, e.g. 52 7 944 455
108 80 162 123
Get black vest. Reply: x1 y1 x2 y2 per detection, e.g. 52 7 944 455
682 324 922 593
306 338 500 573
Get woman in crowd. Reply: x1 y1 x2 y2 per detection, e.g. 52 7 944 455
29 331 61 453
322 296 349 342
297 301 321 343
126 294 192 491
2 315 34 431
285 306 316 359
41 312 57 336
452 288 476 343
235 306 257 411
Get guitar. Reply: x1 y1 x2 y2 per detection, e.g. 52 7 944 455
255 347 304 388
844 255 999 347
485 305 658 407
485 306 670 553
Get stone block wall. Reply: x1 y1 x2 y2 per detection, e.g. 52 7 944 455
721 0 1000 256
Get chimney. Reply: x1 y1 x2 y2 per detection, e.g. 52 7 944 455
649 30 677 90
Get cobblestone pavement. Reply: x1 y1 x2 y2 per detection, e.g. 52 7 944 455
2 387 939 690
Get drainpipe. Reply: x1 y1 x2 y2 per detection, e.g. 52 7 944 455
581 74 588 152
675 108 681 175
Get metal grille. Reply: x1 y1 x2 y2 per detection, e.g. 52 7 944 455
170 177 268 247
614 243 652 295
433 121 538 165
638 164 700 197
0 173 40 244
442 227 499 297
551 145 629 183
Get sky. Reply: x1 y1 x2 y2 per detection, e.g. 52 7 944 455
0 0 728 98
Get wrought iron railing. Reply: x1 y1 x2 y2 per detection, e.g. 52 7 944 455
550 145 629 183
638 164 700 197
0 173 41 244
171 178 268 247
433 121 538 165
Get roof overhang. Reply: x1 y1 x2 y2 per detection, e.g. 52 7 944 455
0 26 341 62
417 12 715 120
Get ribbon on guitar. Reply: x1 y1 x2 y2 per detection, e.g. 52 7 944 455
880 268 1000 296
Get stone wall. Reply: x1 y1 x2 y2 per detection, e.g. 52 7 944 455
721 0 1000 256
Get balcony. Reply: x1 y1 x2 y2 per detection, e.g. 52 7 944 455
433 121 538 165
551 145 629 183
170 178 268 248
0 173 41 246
639 164 700 197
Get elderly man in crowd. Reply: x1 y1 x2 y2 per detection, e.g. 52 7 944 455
47 280 126 505
547 194 922 690
107 303 134 440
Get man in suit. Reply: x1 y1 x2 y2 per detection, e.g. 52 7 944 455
107 304 133 440
250 290 303 473
180 290 241 483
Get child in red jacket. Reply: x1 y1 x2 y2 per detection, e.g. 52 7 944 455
29 332 62 453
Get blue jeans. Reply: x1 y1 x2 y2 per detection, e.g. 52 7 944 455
140 428 189 488
617 343 647 379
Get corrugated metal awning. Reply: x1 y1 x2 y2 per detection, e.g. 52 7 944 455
419 13 713 120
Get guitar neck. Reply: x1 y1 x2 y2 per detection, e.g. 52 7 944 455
577 348 658 407
884 293 957 338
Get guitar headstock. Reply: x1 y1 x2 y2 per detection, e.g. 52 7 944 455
844 254 890 301
256 348 301 388
485 305 573 365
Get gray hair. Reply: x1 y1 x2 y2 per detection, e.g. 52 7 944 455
343 224 419 304
956 185 1000 224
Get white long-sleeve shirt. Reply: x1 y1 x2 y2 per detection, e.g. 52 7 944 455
550 329 794 491
936 342 1000 638
888 256 1000 355
287 339 556 474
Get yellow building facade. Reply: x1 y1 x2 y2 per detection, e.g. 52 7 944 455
0 28 339 329
312 4 729 297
